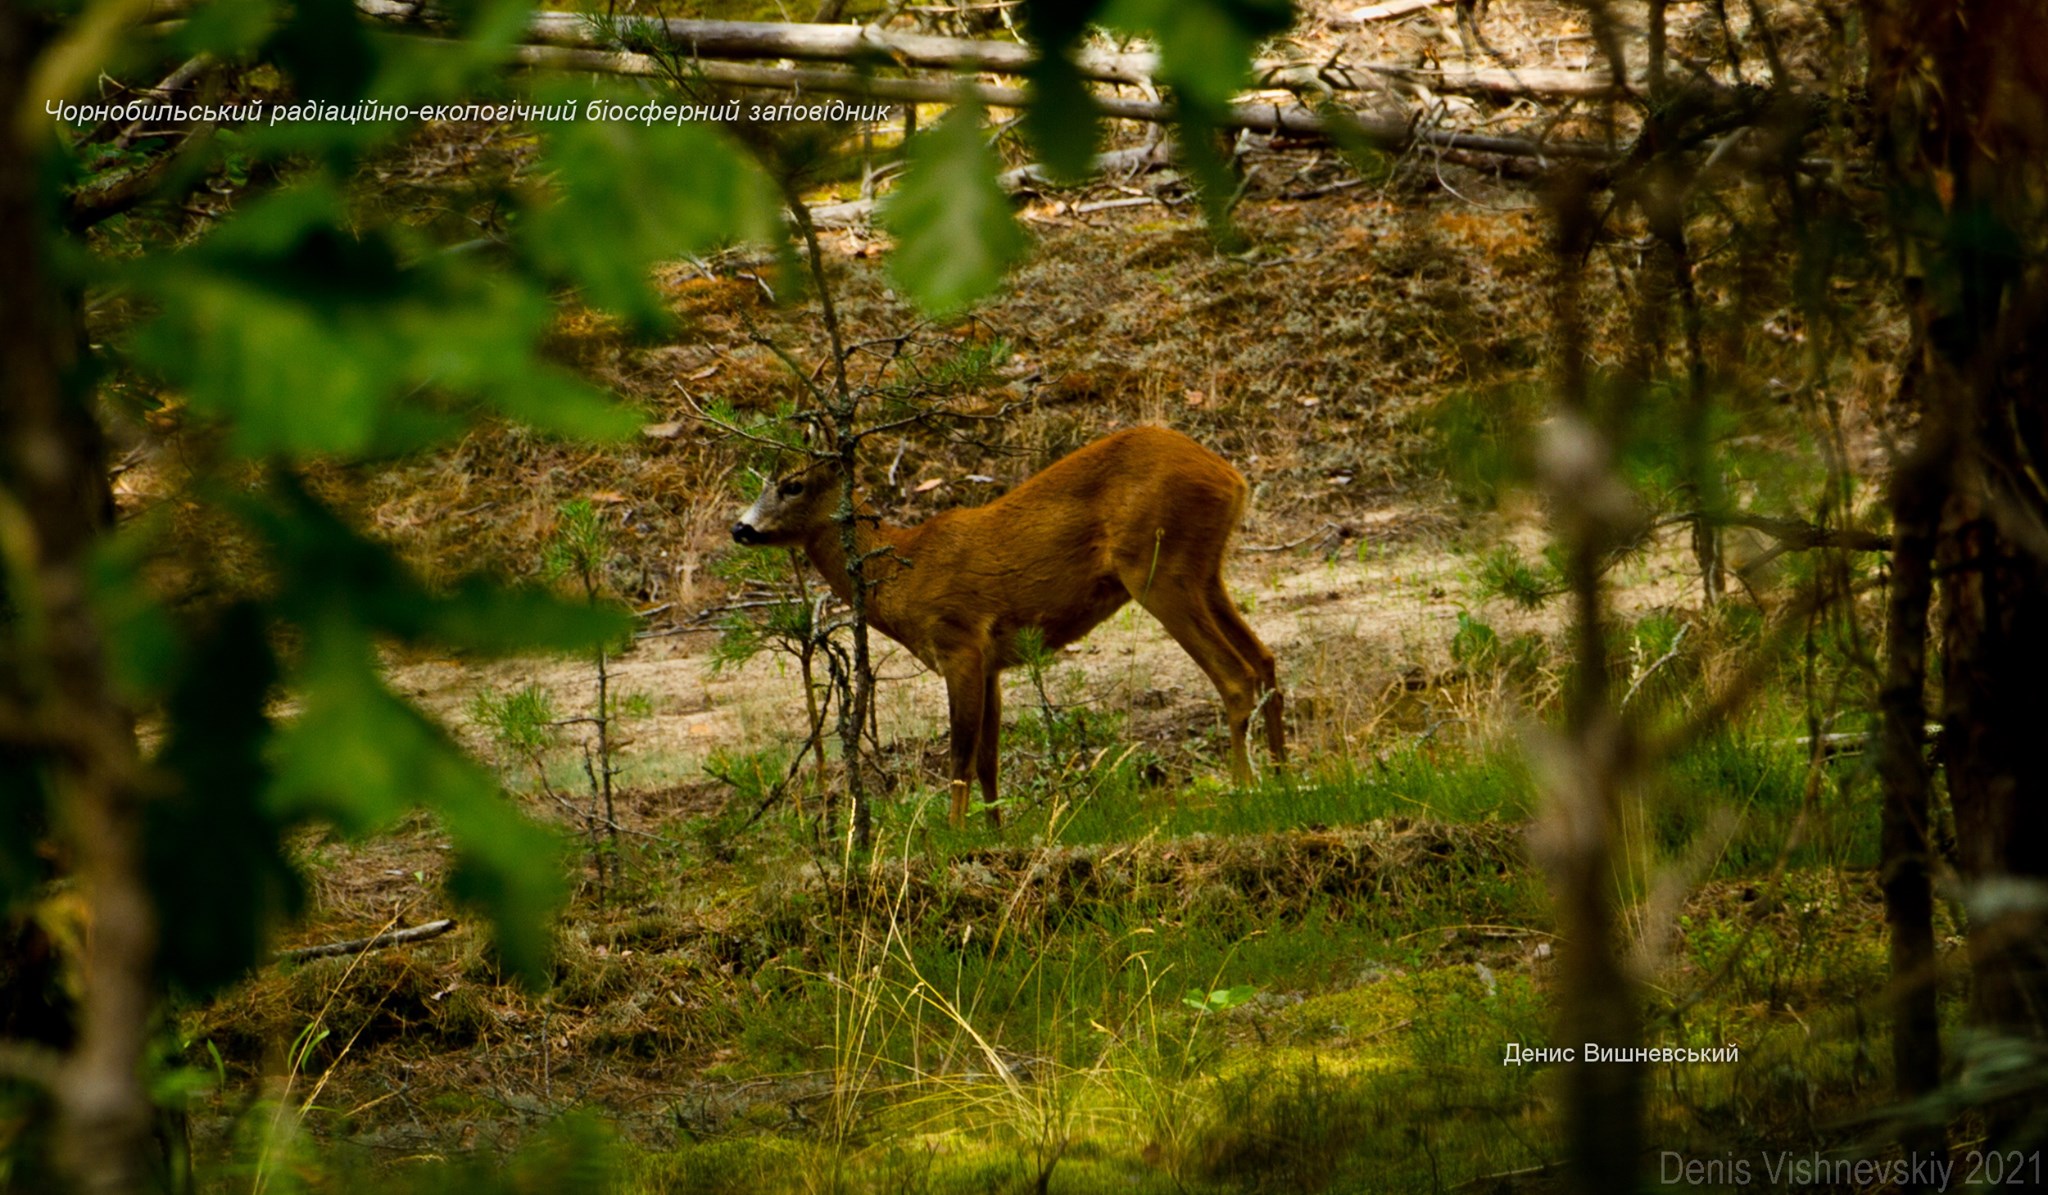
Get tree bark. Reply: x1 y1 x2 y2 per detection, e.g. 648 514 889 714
1935 357 2048 1101
1877 399 1947 1173
1865 0 2048 1147
1532 170 1644 1194
2 7 156 1194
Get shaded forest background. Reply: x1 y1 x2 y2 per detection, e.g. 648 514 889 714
4 0 2047 1192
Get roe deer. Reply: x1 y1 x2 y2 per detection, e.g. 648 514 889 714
730 426 1284 827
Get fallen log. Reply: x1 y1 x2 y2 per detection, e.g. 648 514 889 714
278 918 458 963
809 143 1174 228
355 0 1150 81
509 44 1619 162
353 2 1635 100
1337 0 1451 23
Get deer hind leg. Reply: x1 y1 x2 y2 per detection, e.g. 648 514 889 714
1204 585 1286 769
1122 570 1263 786
944 653 989 828
977 669 1002 827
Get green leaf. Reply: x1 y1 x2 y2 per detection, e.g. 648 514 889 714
429 580 632 657
525 98 779 326
239 476 629 657
168 0 278 60
149 1064 219 1109
1021 52 1102 183
1171 109 1244 243
243 483 594 987
1107 0 1243 109
0 761 47 910
440 786 567 989
264 0 375 104
149 602 297 996
1430 384 1546 507
88 517 182 705
1100 0 1291 239
268 618 564 986
1478 547 1557 610
125 184 636 457
881 95 1030 315
483 367 641 445
541 499 611 588
267 618 436 832
1183 984 1259 1012
471 685 560 756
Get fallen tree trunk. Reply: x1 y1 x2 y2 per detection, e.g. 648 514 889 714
809 142 1175 227
356 0 1145 80
136 0 1720 108
1337 0 1451 23
509 43 1620 162
353 1 1636 99
1259 62 1634 100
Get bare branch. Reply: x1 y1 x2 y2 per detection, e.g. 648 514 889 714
278 919 460 963
1654 509 1892 553
1618 623 1688 713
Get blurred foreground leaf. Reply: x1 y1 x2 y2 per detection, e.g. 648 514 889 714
882 96 1029 315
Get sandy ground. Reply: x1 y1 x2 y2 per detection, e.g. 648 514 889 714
391 485 1704 817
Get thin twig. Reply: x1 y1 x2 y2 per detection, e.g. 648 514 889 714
1241 521 1345 553
540 791 683 845
277 919 458 963
1618 623 1689 713
1654 509 1890 552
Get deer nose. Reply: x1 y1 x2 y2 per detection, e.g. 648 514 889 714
731 521 760 544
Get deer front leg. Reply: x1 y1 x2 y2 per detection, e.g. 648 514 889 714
977 669 1002 827
943 653 987 829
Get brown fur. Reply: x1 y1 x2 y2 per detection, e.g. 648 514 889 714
732 426 1285 826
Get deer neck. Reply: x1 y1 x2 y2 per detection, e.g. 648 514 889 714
801 506 916 625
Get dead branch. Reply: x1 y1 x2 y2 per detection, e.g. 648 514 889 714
507 44 1620 163
347 1 1641 102
1658 510 1891 552
1618 622 1688 712
1242 521 1349 553
349 0 1140 80
1722 512 1890 552
769 140 1172 228
1337 0 1451 24
1258 62 1634 100
65 122 212 232
277 919 459 963
83 51 213 147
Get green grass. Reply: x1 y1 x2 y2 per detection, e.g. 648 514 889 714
890 740 1536 848
1659 726 1878 874
185 682 1911 1195
618 962 1560 1195
685 690 1867 887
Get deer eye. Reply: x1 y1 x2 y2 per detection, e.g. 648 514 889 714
778 479 805 498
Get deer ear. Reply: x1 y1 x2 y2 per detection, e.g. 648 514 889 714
814 420 842 455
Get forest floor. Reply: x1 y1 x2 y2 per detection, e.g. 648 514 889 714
153 3 1929 1192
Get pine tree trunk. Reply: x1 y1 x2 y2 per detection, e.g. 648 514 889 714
1 7 156 1191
